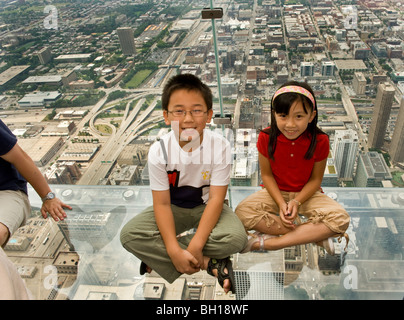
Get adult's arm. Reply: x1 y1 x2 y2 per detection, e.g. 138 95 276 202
1 143 71 221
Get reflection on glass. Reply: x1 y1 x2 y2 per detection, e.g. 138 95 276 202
3 185 403 300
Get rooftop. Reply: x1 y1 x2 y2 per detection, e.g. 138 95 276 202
4 185 404 300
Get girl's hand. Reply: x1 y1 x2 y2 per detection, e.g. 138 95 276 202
279 202 295 229
286 200 299 221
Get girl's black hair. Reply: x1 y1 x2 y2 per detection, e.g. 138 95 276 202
263 81 326 160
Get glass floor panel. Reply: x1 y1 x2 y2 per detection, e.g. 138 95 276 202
4 185 404 300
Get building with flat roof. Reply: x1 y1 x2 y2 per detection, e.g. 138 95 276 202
22 76 62 86
53 251 79 275
54 110 86 120
54 53 92 63
41 120 76 137
18 91 61 107
0 65 30 86
108 164 139 186
354 151 392 187
117 27 136 55
18 136 64 167
300 61 314 77
353 72 366 95
321 61 335 76
4 235 30 251
44 162 82 184
368 82 395 149
37 47 52 65
389 97 404 164
334 59 367 71
58 143 99 162
171 19 196 32
12 128 27 136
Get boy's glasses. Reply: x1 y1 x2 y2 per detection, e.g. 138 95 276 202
168 110 207 117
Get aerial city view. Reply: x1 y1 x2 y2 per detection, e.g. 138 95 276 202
0 0 404 301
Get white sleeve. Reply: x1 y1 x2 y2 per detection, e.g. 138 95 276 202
148 141 169 191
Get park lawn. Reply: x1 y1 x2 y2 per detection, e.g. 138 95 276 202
124 69 153 88
95 124 112 135
391 171 404 187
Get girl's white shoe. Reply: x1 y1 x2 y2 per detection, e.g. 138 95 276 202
241 232 276 253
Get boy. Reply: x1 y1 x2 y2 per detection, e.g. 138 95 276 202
120 74 247 293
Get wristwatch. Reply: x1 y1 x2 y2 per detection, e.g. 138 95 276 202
42 191 56 202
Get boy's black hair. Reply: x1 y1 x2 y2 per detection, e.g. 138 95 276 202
162 74 213 111
263 80 326 160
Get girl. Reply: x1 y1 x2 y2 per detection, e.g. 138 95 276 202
235 81 350 254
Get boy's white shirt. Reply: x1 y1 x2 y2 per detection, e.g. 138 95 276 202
148 129 231 204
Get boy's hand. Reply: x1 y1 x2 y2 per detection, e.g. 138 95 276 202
170 248 200 275
187 244 204 269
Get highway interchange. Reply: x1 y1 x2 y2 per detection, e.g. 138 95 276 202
77 19 214 185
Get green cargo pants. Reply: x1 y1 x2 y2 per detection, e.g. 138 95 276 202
120 203 248 283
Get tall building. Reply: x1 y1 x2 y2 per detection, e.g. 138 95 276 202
389 97 404 164
353 72 366 95
233 251 285 300
300 62 314 77
231 129 258 186
321 61 335 77
58 206 126 251
322 155 338 187
117 27 136 55
368 82 395 149
332 129 359 179
37 47 52 65
356 216 401 260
